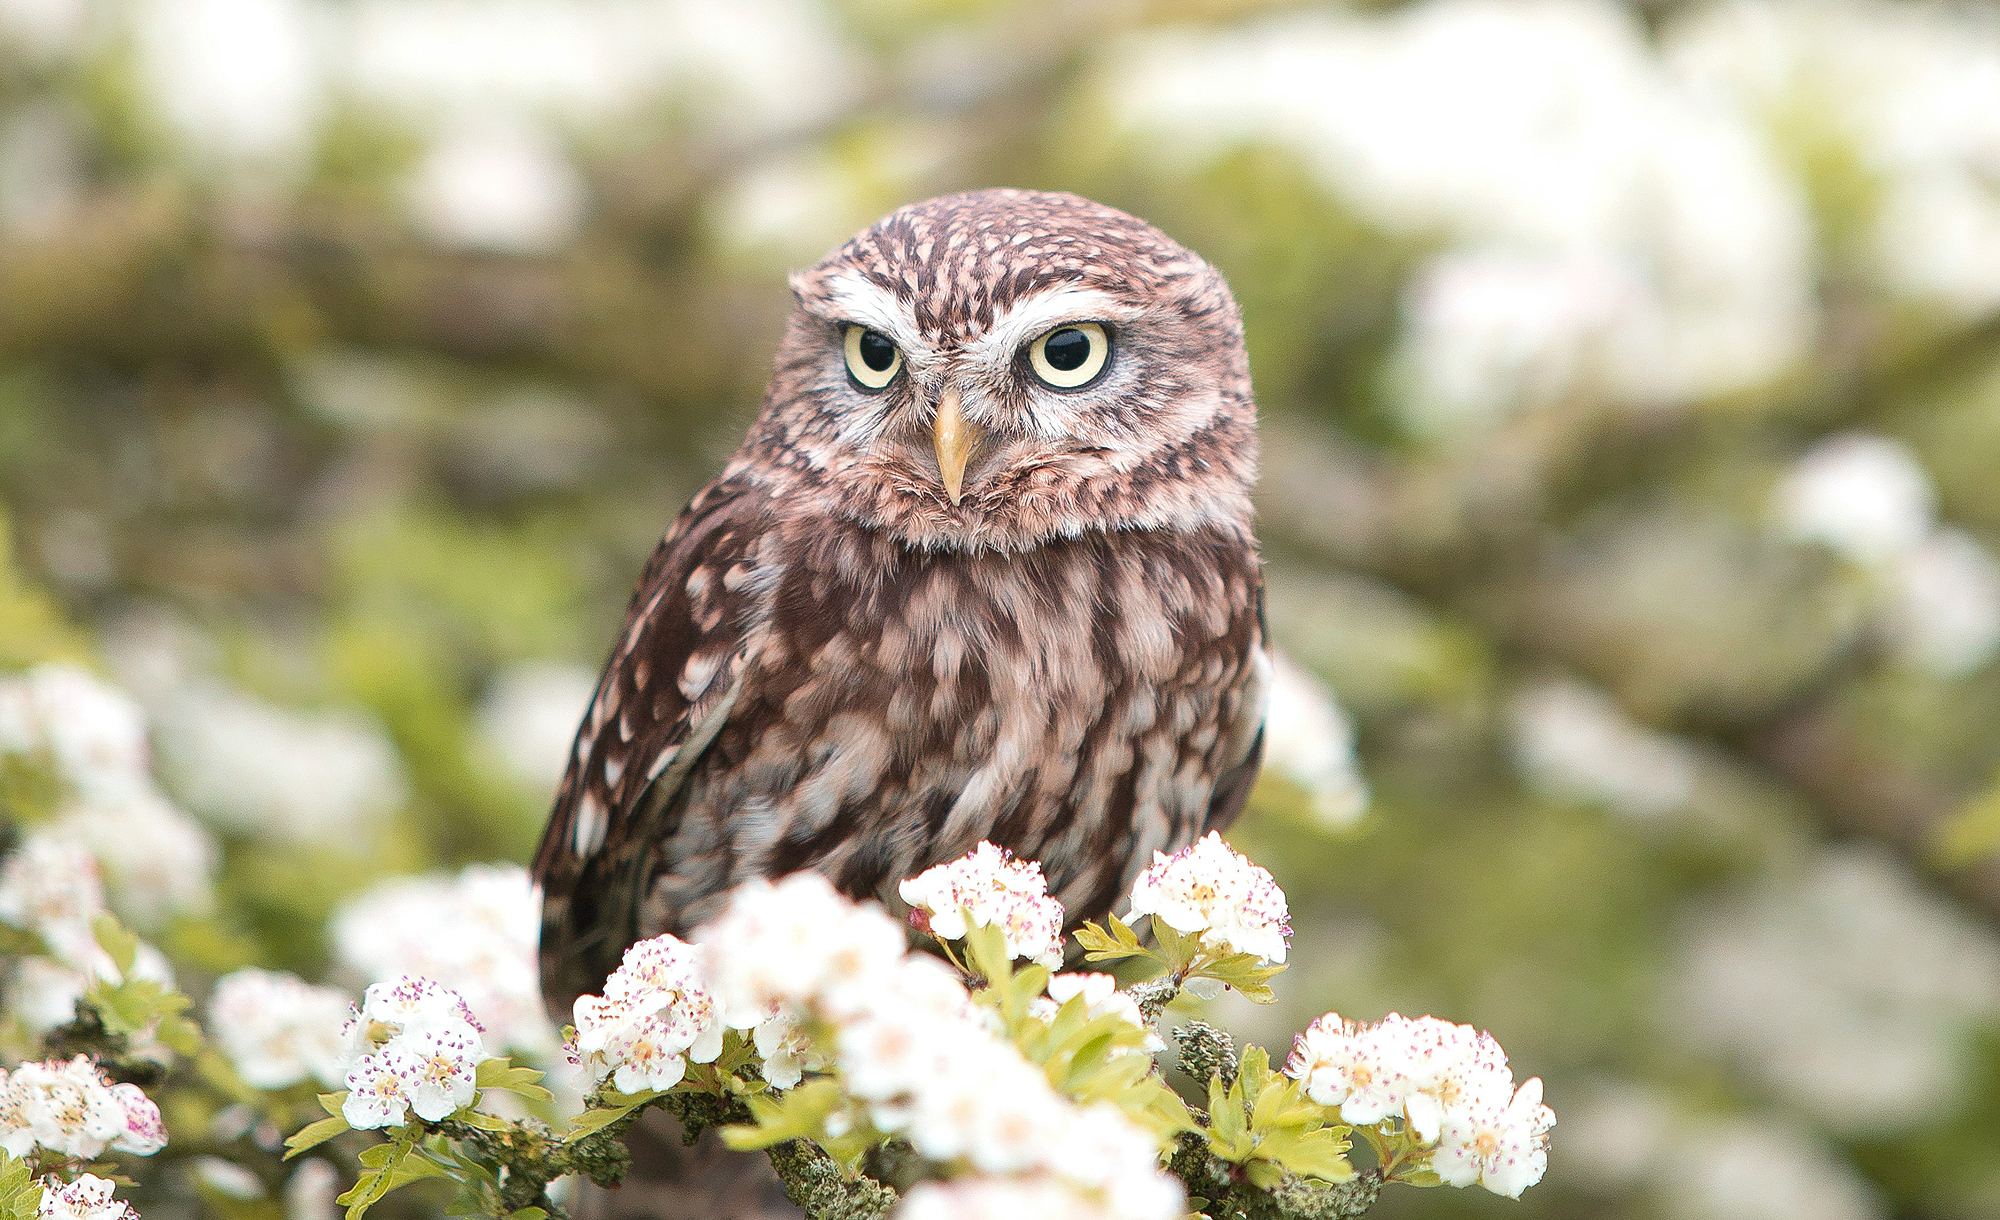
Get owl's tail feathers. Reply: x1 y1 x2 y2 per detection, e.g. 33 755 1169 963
568 1106 801 1220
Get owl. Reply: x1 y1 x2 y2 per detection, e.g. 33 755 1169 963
533 188 1269 1017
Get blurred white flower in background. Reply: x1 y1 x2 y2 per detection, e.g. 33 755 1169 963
1769 432 2000 676
1393 249 1661 433
1261 654 1367 828
1507 679 1699 820
333 864 554 1058
54 787 217 928
133 0 322 165
474 660 596 794
345 0 859 139
1771 432 1935 566
1 664 151 800
0 831 179 1034
207 968 351 1090
0 0 89 61
1882 527 2000 676
1110 0 1815 430
406 118 585 255
1671 0 2000 319
1670 844 2000 1135
152 680 407 844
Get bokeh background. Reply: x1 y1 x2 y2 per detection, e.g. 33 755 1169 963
3 0 2000 1217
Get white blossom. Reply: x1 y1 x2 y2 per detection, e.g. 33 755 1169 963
152 680 406 843
896 1176 1127 1220
132 0 322 165
0 1056 166 1160
0 833 106 962
474 661 596 794
695 872 909 1027
1286 1010 1550 1197
1671 0 2000 320
1109 0 1815 420
38 1174 138 1220
1670 844 2000 1135
405 118 584 255
564 934 723 1095
54 787 218 928
0 665 151 800
1431 1076 1555 1198
6 939 176 1038
333 864 553 1057
207 969 350 1090
1261 655 1367 828
1771 433 1935 566
750 1008 820 1090
1285 1013 1409 1126
337 976 491 1129
693 874 1180 1214
1883 527 2000 676
899 842 1066 967
1125 832 1291 964
1507 679 1699 820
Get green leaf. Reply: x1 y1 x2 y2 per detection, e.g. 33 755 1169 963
476 1057 555 1104
1189 953 1285 1004
1074 914 1156 964
961 919 1013 988
285 1115 351 1160
321 1092 351 1119
1260 1127 1354 1183
91 912 138 976
720 1079 846 1151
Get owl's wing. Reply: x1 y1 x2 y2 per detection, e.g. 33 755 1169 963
1201 587 1271 837
532 476 772 1013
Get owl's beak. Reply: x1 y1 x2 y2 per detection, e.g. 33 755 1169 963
932 385 981 506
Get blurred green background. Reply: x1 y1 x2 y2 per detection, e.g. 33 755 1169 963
4 1 2000 1218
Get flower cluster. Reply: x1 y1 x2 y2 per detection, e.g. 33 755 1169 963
207 969 351 1091
338 977 491 1130
0 834 177 1037
898 842 1066 967
36 1174 137 1220
0 665 217 931
695 872 1182 1220
896 1173 1137 1220
1287 1013 1553 1198
333 865 555 1057
0 1056 166 1161
1126 831 1291 965
565 936 723 1094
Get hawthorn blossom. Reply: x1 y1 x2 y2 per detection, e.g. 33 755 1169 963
695 872 908 1026
53 788 217 929
0 665 151 799
1039 973 1162 1053
1393 1016 1514 1143
565 934 723 1095
693 873 1180 1215
0 1057 166 1160
0 834 107 962
208 969 351 1089
342 1042 420 1131
1125 832 1291 964
896 1176 1117 1220
1286 1013 1409 1125
38 1175 138 1220
337 977 490 1128
333 865 553 1056
751 1008 821 1090
899 842 1066 967
1771 432 1934 567
1432 1076 1555 1198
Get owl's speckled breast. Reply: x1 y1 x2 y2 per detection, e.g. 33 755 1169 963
636 516 1264 938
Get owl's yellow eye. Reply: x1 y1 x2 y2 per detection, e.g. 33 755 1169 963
1027 322 1110 389
843 326 902 390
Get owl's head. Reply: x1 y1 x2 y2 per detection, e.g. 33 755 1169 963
737 189 1257 552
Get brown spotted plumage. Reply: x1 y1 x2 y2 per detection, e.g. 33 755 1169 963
534 188 1269 1020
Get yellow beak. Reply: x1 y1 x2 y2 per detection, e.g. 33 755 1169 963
932 385 980 506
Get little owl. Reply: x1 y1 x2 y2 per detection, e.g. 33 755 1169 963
533 188 1269 1026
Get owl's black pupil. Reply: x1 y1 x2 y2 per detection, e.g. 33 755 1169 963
1043 328 1091 372
858 330 896 373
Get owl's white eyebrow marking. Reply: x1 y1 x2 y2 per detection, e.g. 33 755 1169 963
964 287 1140 370
812 269 936 361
